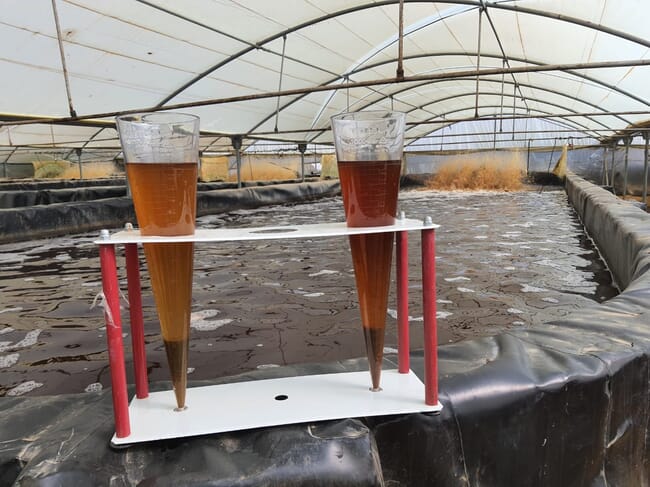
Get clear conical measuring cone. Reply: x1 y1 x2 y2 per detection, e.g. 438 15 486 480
116 112 200 410
331 111 406 391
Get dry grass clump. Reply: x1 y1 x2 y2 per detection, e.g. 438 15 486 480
32 160 119 179
426 153 526 191
59 162 119 179
230 161 299 182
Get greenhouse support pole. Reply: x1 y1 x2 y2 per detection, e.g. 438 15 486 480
474 6 483 118
298 143 307 182
602 146 608 186
526 139 531 175
76 148 83 180
609 143 616 193
231 135 243 188
623 137 630 197
643 132 650 209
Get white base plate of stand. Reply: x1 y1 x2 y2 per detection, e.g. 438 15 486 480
111 369 442 446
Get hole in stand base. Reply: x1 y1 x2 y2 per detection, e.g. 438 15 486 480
275 394 289 401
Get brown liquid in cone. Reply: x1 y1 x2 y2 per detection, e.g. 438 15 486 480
338 160 401 390
126 162 197 409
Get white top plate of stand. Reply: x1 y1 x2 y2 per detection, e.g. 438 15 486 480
96 218 438 245
111 369 442 446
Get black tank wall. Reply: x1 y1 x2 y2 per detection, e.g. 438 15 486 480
1 174 649 486
0 181 340 244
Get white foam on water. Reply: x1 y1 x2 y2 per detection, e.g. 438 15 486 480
54 253 71 261
81 281 102 287
542 297 560 303
457 287 475 293
303 292 324 298
512 321 526 326
509 222 534 228
386 308 423 322
521 284 548 293
263 282 282 287
191 309 233 331
84 382 103 393
256 364 280 369
383 347 399 354
437 299 453 304
474 224 489 228
437 311 453 319
187 367 195 374
7 380 43 396
561 273 594 288
534 259 565 271
60 277 79 281
492 252 512 257
507 308 524 314
0 253 26 265
0 307 22 315
504 266 516 271
308 269 339 277
0 327 14 334
474 235 488 239
2 330 42 351
445 276 471 282
0 353 19 368
17 330 41 347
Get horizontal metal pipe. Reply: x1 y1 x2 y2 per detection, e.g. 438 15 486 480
1 58 648 129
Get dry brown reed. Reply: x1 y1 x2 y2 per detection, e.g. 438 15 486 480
426 152 526 191
230 161 298 182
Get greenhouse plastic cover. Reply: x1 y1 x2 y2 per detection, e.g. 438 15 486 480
1 0 649 153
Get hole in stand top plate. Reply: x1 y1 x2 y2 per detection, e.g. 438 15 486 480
275 394 289 401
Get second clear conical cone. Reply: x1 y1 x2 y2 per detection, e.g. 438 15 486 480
349 233 394 391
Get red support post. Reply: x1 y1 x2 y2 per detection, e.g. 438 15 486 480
125 243 149 399
99 243 131 438
421 227 438 406
396 231 410 373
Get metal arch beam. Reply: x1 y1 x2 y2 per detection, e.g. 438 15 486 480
150 1 400 107
306 106 591 145
148 0 650 109
346 51 650 109
302 79 609 144
349 77 629 129
4 59 649 131
246 51 646 140
411 94 604 137
401 105 587 144
478 0 529 112
305 84 603 145
403 93 607 136
413 105 588 130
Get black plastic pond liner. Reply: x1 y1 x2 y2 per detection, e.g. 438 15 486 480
0 181 340 244
0 186 127 208
0 178 126 191
1 173 650 486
